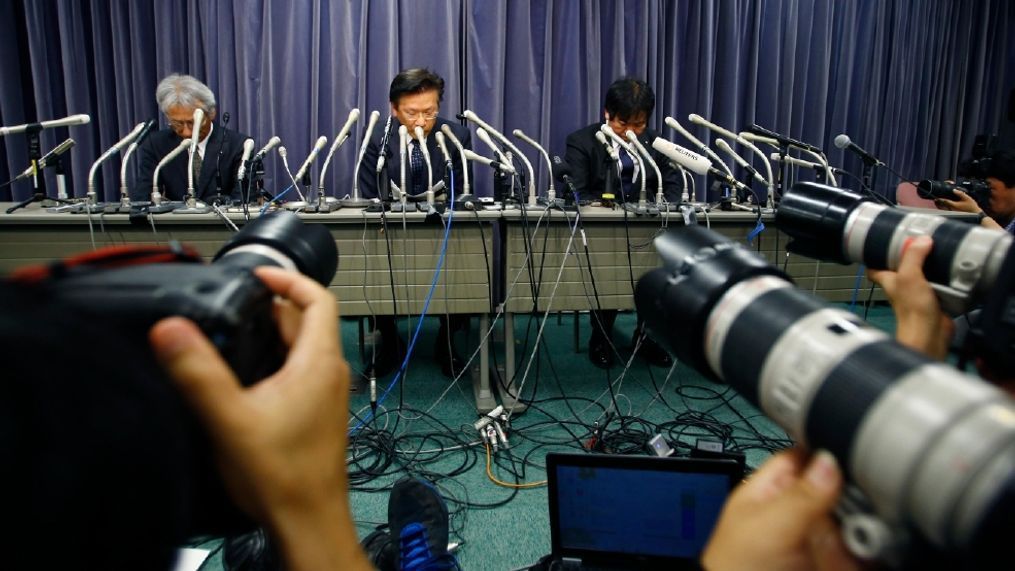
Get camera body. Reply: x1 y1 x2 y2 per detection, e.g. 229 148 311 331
916 178 991 207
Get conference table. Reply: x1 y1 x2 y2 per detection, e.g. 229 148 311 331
1 199 916 412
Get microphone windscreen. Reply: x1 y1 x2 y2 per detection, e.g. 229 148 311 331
651 138 711 176
834 134 851 149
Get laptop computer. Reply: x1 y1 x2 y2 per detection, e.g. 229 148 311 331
543 452 743 571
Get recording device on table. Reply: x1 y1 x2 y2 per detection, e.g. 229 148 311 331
7 211 338 534
635 194 1014 568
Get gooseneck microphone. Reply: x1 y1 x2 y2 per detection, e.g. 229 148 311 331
116 120 157 208
253 136 281 161
375 114 393 174
87 122 146 207
0 114 90 137
688 113 775 206
184 108 205 204
626 130 666 204
344 109 379 208
463 149 516 174
651 137 749 193
746 123 822 154
398 125 408 203
319 108 360 191
513 128 555 200
294 136 328 184
462 109 537 205
664 116 734 177
716 138 768 186
151 139 192 205
440 124 471 196
236 138 256 183
834 134 883 166
413 126 434 198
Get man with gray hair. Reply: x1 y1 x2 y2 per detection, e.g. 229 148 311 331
134 73 251 204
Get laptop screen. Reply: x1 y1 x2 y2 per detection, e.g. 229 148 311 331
547 453 741 566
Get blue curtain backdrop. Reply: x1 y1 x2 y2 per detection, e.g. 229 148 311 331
1 0 1012 202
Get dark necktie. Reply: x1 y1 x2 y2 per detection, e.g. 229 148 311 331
192 149 203 186
410 141 426 195
618 147 634 200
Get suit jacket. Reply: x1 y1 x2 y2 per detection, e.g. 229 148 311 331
134 126 252 203
358 116 473 200
563 122 683 202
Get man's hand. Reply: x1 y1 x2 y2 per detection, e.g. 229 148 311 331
149 266 370 571
702 448 861 571
934 188 981 214
868 236 954 360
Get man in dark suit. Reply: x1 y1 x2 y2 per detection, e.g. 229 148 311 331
358 69 474 381
134 74 251 204
564 77 680 369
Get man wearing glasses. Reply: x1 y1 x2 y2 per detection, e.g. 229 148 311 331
564 77 682 370
135 74 250 203
358 68 474 382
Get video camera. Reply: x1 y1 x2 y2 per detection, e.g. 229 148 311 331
635 224 1014 568
4 211 338 540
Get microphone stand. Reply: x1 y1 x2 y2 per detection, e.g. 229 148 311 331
8 126 73 213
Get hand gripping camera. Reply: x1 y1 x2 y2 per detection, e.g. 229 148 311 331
635 225 1014 568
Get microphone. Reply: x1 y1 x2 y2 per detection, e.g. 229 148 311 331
398 125 408 201
15 138 75 181
88 122 146 203
151 139 192 204
462 109 537 204
348 110 380 204
294 135 328 182
375 114 393 174
277 146 305 201
652 137 747 191
738 132 781 148
594 130 618 161
435 131 452 166
626 130 666 204
253 136 282 161
186 108 205 198
0 114 90 137
464 149 516 174
769 152 847 175
689 113 775 204
317 110 360 198
440 124 471 196
834 134 883 166
551 155 577 196
746 123 822 153
664 116 733 176
476 128 511 168
236 138 256 182
513 128 555 198
412 126 435 197
716 138 768 186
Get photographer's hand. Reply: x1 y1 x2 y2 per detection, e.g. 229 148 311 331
935 190 1005 231
702 448 861 571
868 236 954 360
149 266 370 571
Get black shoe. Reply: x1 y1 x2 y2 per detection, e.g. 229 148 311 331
388 477 457 570
361 527 398 571
362 336 407 380
222 529 281 571
637 336 673 368
588 336 614 369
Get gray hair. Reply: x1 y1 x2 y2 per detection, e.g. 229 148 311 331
155 74 216 115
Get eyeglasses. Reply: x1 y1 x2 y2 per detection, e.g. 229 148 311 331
167 119 196 130
401 110 439 121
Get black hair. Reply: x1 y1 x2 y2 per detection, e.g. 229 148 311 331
603 77 655 122
389 68 445 104
985 149 1015 188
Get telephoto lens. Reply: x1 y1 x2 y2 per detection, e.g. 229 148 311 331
775 181 1013 315
635 225 1015 568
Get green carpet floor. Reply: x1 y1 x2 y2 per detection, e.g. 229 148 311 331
187 302 897 570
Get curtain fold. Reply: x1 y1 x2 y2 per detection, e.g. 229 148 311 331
0 0 1011 202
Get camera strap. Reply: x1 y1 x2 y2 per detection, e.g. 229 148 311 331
9 241 202 285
